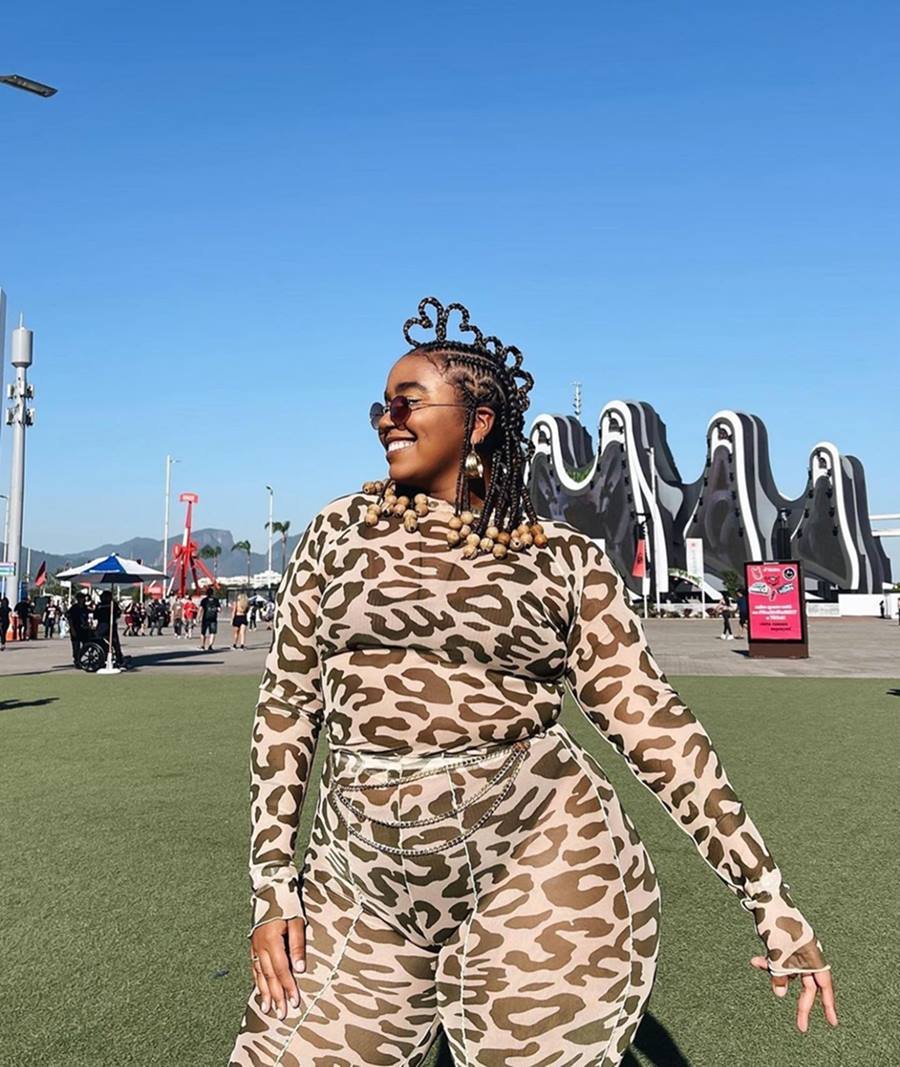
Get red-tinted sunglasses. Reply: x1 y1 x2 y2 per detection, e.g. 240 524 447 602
369 395 466 431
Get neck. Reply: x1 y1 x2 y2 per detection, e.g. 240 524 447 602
396 460 492 512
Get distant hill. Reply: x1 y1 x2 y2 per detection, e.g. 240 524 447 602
18 529 301 581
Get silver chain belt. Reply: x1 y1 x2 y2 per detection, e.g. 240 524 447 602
329 740 530 857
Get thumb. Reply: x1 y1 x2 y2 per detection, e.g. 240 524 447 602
287 917 306 973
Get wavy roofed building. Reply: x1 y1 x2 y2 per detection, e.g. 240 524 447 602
526 402 891 596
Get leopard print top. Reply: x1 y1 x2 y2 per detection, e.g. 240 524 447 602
248 490 828 975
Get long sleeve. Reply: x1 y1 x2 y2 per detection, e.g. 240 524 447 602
563 538 829 976
247 509 331 937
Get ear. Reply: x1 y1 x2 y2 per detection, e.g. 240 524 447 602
471 405 495 447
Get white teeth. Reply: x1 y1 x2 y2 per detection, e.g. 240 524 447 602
387 440 415 453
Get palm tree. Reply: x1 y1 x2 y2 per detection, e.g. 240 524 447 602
232 540 252 585
266 520 292 574
199 544 222 578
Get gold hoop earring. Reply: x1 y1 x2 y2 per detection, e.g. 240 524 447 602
464 447 484 480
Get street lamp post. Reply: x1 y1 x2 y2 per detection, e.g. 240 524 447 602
0 493 8 600
162 456 179 594
265 485 274 575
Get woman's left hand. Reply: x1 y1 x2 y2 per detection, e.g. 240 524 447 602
750 956 839 1032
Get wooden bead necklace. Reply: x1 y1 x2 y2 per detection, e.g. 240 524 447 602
360 477 548 559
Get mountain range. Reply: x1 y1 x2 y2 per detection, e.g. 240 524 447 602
15 529 302 582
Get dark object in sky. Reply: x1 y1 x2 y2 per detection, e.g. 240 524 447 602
0 74 58 97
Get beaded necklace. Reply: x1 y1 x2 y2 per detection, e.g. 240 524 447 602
360 477 548 559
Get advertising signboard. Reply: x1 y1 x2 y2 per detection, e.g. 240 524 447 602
685 538 704 584
744 560 808 658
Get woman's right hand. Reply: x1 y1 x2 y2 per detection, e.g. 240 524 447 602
249 917 306 1019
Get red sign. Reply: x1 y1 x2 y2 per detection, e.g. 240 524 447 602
744 561 803 641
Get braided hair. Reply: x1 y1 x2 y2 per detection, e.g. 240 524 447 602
358 298 547 557
414 340 540 541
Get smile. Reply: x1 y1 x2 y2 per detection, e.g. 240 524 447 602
387 440 415 454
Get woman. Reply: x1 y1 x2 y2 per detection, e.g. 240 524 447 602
720 594 735 640
232 592 249 650
230 298 836 1066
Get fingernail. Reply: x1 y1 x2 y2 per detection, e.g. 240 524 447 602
290 995 298 1008
261 1000 269 1012
293 959 305 972
775 987 787 997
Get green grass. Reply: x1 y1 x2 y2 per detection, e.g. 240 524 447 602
1 675 897 1066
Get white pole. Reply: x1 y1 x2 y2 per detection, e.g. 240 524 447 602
163 456 179 595
649 446 660 615
266 485 274 576
0 494 8 600
6 315 33 605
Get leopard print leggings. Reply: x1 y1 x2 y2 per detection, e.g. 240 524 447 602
229 720 660 1066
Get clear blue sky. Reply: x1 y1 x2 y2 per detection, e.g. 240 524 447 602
2 1 898 570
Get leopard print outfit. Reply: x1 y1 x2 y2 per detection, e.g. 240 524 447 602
229 490 829 1066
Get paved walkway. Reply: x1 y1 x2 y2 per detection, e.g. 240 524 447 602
1 618 897 679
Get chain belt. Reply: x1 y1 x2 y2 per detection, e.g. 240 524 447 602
328 736 534 858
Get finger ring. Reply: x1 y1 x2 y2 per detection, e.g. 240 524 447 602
250 955 260 962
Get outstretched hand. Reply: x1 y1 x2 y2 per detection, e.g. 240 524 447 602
750 956 838 1032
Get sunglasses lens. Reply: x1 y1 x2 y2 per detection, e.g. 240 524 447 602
389 396 411 427
369 402 386 429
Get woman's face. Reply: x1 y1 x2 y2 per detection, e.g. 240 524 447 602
376 351 494 497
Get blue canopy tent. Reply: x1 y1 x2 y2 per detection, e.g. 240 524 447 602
56 554 166 674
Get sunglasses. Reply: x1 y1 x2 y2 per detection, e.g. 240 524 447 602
369 395 467 431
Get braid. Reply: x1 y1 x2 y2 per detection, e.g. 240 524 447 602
362 298 548 559
421 343 538 543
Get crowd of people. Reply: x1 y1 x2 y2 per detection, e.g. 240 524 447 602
0 589 275 663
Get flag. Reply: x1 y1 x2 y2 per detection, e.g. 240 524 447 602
34 560 47 588
631 539 646 579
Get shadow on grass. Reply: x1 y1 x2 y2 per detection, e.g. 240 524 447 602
0 696 60 710
887 689 900 697
428 1011 689 1065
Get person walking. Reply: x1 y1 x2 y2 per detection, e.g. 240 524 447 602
183 597 197 639
719 593 735 640
173 597 184 638
232 592 249 650
13 596 31 641
0 596 10 651
229 299 836 1066
199 589 220 651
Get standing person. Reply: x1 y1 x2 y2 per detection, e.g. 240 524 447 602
14 597 31 641
0 596 10 651
248 600 258 631
183 596 197 639
199 588 220 651
66 593 90 666
719 593 735 640
42 603 55 639
232 592 249 650
172 597 184 638
230 298 835 1066
736 587 750 638
94 590 124 666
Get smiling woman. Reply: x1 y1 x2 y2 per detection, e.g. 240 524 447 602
229 298 836 1067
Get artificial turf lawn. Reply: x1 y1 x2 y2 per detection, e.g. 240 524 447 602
1 674 897 1067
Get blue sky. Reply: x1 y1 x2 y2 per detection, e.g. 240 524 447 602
1 1 898 570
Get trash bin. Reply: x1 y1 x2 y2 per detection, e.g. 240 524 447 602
29 615 40 640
